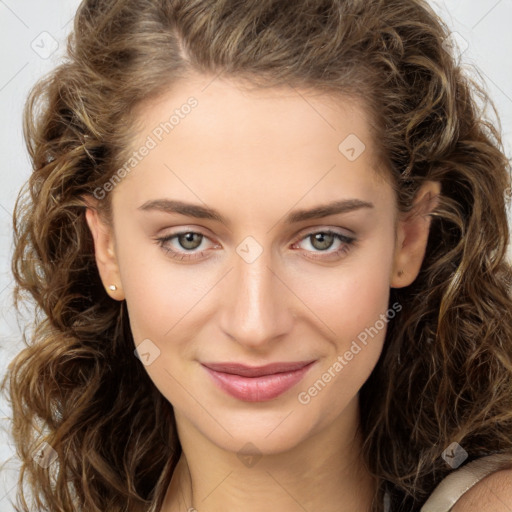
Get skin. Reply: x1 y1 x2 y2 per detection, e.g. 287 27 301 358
85 73 442 512
451 468 512 511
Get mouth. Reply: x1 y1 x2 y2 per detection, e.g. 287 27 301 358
201 360 316 402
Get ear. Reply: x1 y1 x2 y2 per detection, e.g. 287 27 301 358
390 180 441 288
83 195 125 301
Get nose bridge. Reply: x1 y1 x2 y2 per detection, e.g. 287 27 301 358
219 240 292 347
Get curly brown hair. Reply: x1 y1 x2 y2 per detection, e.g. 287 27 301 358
2 0 512 511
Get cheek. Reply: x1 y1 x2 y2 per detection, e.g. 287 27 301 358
118 245 207 405
294 229 395 342
295 283 393 426
116 230 217 343
292 234 395 412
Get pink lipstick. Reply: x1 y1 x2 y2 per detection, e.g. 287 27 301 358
201 360 316 402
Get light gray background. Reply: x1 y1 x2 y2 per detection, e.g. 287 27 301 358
0 0 511 509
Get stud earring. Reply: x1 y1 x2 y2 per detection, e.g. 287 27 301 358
109 284 117 291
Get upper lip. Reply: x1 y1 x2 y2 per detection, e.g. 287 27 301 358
201 360 315 377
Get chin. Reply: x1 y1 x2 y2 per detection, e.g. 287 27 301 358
178 401 327 457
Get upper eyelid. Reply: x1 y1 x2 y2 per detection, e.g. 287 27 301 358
292 227 355 242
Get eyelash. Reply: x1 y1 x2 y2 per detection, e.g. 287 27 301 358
155 229 356 262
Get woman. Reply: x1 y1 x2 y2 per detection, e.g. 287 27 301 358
3 0 512 511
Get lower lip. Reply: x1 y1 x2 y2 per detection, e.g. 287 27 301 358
202 362 315 402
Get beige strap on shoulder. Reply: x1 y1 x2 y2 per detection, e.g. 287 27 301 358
420 453 512 512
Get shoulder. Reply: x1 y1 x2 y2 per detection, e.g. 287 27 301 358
451 468 512 511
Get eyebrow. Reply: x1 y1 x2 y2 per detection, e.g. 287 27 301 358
137 198 374 225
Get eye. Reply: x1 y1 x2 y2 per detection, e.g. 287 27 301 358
155 231 218 261
155 228 356 262
292 230 356 261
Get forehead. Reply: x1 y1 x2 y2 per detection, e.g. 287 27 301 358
132 75 377 156
113 75 392 217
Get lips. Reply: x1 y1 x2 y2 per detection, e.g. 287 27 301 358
201 360 316 402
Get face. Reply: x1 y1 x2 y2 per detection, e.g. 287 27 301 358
86 74 439 456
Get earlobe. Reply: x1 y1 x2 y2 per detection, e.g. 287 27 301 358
83 196 125 301
390 181 441 289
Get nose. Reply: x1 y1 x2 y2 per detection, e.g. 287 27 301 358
219 245 295 350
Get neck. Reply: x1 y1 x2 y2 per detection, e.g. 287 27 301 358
160 397 377 512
